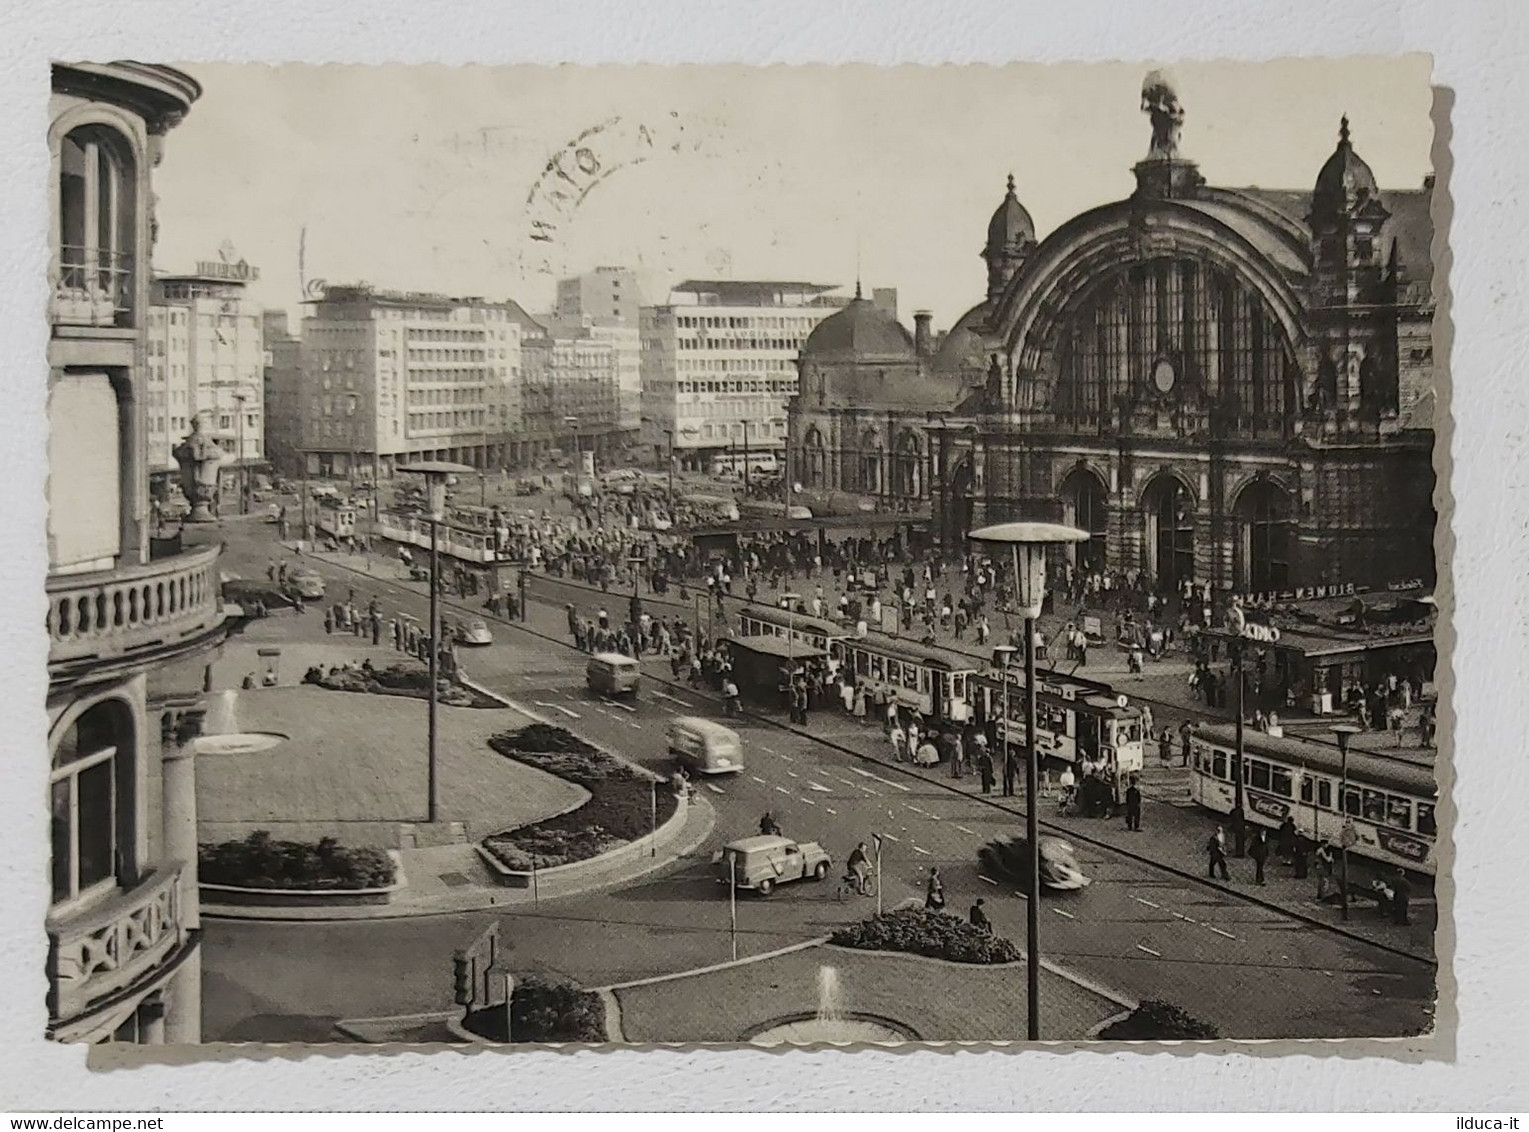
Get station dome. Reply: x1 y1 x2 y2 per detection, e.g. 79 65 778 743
801 288 917 363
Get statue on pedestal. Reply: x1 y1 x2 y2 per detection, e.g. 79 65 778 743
172 416 226 523
1141 70 1185 159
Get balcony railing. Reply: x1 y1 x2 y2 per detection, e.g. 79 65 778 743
51 246 134 328
47 542 224 671
47 864 188 1024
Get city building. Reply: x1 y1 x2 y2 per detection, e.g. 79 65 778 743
145 250 266 497
553 267 645 437
539 332 621 464
261 309 303 477
788 288 984 510
641 280 876 474
45 61 229 1044
913 91 1434 603
297 285 524 479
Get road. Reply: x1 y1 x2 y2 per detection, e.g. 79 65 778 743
203 520 1436 1042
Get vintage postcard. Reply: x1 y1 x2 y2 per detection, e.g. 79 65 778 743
39 57 1443 1052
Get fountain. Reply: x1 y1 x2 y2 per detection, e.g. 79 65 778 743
192 689 287 755
746 965 913 1046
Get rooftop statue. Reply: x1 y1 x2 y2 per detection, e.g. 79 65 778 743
172 415 227 523
1141 70 1185 160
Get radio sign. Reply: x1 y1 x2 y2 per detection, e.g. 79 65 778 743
196 258 260 282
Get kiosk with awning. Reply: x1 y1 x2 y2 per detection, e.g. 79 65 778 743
723 633 826 704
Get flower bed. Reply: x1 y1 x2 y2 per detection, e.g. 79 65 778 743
831 908 1022 964
222 578 294 609
481 724 677 870
462 974 607 1043
314 662 499 709
1095 1000 1220 1041
199 830 396 890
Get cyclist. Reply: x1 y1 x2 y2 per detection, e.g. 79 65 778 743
846 841 872 896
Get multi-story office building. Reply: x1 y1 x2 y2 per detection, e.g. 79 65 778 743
45 61 228 1045
543 332 621 463
145 254 266 490
553 267 644 436
261 310 303 477
640 280 877 473
297 285 523 478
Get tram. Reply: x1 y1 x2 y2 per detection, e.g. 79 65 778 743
1187 724 1439 875
968 669 1146 776
315 498 356 540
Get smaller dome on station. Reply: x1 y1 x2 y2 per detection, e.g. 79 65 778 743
985 173 1036 254
801 289 917 362
1312 115 1380 217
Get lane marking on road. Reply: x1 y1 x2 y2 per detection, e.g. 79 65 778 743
912 845 932 856
1135 945 1162 957
750 776 768 785
602 698 637 714
807 782 833 793
774 786 791 795
954 825 977 835
758 745 776 754
1172 912 1198 924
979 875 999 885
705 783 725 795
628 722 643 730
535 702 581 719
881 833 901 843
851 767 910 793
905 804 932 816
825 807 838 815
653 691 689 706
1209 927 1238 941
1052 908 1075 919
785 770 799 779
1130 896 1162 909
799 797 817 806
776 752 795 763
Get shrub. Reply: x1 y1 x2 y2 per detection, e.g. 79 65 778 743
222 579 292 609
464 974 606 1043
831 907 1022 964
481 725 677 870
1096 1000 1220 1041
199 830 395 890
316 662 498 708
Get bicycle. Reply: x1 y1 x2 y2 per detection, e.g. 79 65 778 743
835 871 876 902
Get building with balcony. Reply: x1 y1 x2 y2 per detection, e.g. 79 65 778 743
145 254 266 492
641 280 871 474
923 87 1436 599
297 285 524 479
47 61 229 1044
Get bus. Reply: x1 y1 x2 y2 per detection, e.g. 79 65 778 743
1188 723 1439 875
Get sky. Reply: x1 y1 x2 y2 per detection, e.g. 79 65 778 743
152 58 1435 331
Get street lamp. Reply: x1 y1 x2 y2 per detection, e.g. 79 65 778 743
970 520 1088 1044
232 392 249 514
398 460 476 825
627 552 646 656
781 592 801 665
1332 723 1362 923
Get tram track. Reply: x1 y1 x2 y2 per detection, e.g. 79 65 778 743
301 550 1438 971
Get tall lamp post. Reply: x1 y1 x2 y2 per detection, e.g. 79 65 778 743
232 392 249 514
399 460 475 825
627 552 646 656
1332 723 1362 922
971 521 1088 1043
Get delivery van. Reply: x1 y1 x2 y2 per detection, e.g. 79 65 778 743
586 652 641 696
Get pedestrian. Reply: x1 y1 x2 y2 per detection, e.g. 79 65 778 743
1276 815 1298 864
925 867 946 912
969 898 991 932
978 746 995 795
889 723 907 762
1125 776 1143 832
1249 828 1269 885
323 610 333 635
1390 867 1412 925
1207 825 1230 880
1314 839 1336 901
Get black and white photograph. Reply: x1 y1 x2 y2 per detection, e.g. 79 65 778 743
34 54 1448 1055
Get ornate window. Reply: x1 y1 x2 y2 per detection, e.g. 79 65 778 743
55 126 138 328
801 426 826 488
1048 257 1297 437
50 701 132 906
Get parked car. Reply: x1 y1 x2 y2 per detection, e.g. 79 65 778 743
716 835 831 896
454 618 494 647
288 569 326 600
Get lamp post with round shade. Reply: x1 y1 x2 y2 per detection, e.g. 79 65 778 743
1332 722 1363 922
969 520 1089 1043
398 460 475 825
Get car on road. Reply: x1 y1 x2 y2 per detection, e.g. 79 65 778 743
717 835 832 896
586 652 641 696
288 569 326 600
454 618 494 647
667 717 743 775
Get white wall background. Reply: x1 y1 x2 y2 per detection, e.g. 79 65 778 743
1 0 1525 1112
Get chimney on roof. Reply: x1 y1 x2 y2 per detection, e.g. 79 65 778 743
913 311 933 358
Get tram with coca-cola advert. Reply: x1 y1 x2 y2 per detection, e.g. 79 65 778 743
1187 723 1439 875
